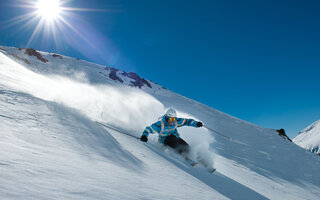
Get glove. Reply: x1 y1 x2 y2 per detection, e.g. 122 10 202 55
140 135 148 142
196 122 203 127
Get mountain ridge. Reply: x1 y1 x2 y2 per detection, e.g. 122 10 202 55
294 120 320 155
0 45 320 199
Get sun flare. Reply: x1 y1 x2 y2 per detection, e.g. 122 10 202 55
5 0 113 48
36 0 62 20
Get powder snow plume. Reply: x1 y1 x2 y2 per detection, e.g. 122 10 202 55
0 52 164 133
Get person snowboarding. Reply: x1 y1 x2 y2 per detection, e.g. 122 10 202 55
140 108 203 157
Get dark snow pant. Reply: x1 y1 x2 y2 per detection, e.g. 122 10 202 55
163 135 190 155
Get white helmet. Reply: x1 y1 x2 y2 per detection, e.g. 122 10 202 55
165 108 177 118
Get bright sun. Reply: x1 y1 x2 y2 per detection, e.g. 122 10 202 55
36 0 62 20
7 0 112 47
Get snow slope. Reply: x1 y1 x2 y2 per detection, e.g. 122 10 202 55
0 46 320 200
293 120 320 155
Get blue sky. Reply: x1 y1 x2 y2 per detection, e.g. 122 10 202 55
1 0 320 138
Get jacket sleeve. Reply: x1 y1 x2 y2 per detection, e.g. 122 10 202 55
142 121 161 138
176 118 198 127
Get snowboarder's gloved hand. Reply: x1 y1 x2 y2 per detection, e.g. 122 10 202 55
196 122 203 127
140 135 148 142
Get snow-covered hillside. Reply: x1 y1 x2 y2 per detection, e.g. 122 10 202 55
1 46 320 200
294 120 320 155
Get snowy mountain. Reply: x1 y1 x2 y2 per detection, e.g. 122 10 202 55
0 45 320 200
293 120 320 155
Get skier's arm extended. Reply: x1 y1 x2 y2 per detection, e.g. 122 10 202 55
142 121 161 138
176 118 202 128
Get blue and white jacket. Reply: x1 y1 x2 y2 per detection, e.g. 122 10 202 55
142 115 199 143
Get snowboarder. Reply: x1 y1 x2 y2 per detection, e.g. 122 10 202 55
140 108 203 156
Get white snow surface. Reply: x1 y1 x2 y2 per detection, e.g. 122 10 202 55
0 46 320 200
293 120 320 154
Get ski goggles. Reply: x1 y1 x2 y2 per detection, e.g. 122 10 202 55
169 117 176 121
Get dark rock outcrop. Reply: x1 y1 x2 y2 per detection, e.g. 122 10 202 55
109 68 123 83
52 54 63 59
121 72 152 88
24 48 48 63
310 146 320 155
107 68 152 88
275 129 292 142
